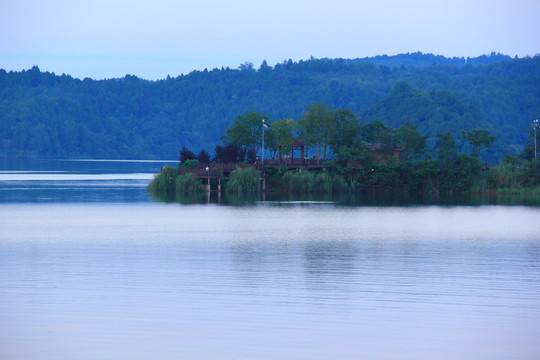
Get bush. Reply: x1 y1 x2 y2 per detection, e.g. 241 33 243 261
176 173 205 193
520 159 540 187
226 167 260 193
147 165 177 193
282 170 346 193
452 154 483 192
283 170 314 193
489 160 522 189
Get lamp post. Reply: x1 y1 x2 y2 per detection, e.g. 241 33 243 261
205 166 210 192
533 119 539 159
261 119 268 165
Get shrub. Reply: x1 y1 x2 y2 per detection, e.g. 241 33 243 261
283 170 314 193
147 165 177 193
176 173 205 193
282 170 346 193
313 172 333 192
226 167 260 193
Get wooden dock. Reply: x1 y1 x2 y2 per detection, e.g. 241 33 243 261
179 159 327 177
178 160 328 192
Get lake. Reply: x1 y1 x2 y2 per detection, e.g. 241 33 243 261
1 159 539 360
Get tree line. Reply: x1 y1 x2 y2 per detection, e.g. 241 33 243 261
181 104 504 166
1 53 539 162
171 104 538 195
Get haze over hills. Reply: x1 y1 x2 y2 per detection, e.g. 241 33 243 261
0 52 538 162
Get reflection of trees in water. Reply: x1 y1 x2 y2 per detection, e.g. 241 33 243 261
230 242 271 287
148 191 176 203
303 240 358 291
222 192 260 206
229 240 303 289
149 190 540 206
149 191 207 204
149 190 263 205
228 239 362 290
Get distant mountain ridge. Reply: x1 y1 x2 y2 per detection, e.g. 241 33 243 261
0 53 538 161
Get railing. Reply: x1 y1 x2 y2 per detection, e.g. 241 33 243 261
178 163 254 177
179 159 327 178
262 158 323 167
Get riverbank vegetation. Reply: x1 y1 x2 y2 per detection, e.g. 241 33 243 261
148 165 205 193
226 167 260 193
148 100 540 197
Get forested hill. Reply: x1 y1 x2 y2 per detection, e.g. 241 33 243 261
1 53 538 161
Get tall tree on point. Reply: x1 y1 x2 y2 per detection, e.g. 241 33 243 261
297 103 334 162
328 108 361 156
222 111 269 155
268 118 296 158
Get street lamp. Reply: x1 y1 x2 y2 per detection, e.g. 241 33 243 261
261 119 268 165
532 119 539 159
205 166 210 190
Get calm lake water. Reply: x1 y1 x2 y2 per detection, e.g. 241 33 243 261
1 159 539 360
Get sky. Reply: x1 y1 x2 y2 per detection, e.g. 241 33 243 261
1 0 539 80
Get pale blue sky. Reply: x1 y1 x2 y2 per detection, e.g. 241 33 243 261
1 0 539 80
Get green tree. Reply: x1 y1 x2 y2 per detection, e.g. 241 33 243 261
462 129 495 157
336 139 374 167
268 118 296 158
222 111 269 155
179 146 197 163
360 120 396 148
453 154 483 191
297 103 333 161
436 132 458 169
197 150 211 163
520 125 539 161
396 122 428 161
521 141 536 160
214 143 246 163
328 109 361 155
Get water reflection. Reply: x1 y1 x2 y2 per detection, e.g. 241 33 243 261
2 159 540 360
149 191 264 205
303 240 358 291
149 190 540 207
0 159 174 203
1 201 540 360
149 191 208 204
0 179 152 203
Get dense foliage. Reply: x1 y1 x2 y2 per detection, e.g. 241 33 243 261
225 167 260 193
147 165 205 193
218 111 540 194
152 106 538 196
1 53 539 161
